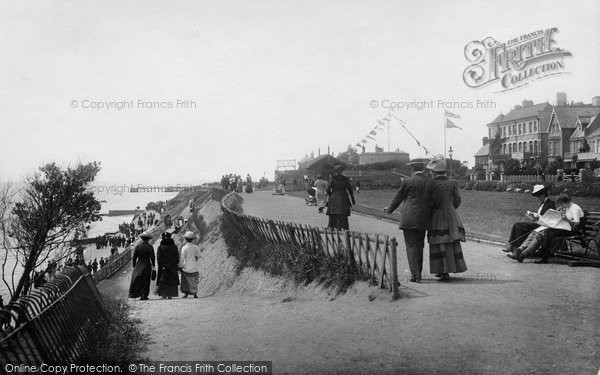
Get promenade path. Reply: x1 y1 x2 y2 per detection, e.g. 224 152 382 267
98 190 599 374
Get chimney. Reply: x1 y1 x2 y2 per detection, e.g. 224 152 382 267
482 137 489 145
592 96 600 107
522 100 533 107
556 92 567 106
318 148 320 156
327 146 330 155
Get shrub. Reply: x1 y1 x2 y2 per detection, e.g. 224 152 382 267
79 294 149 365
220 215 367 293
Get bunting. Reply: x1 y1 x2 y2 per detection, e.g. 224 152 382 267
366 135 376 141
369 130 377 135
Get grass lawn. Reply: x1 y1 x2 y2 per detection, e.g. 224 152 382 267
288 189 600 245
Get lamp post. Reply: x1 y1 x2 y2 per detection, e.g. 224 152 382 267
448 146 454 179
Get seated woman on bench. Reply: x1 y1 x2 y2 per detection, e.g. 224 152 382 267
508 193 584 263
504 184 555 253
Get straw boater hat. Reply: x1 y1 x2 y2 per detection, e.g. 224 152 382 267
406 160 425 166
531 184 548 196
183 231 196 240
426 155 446 172
139 230 152 239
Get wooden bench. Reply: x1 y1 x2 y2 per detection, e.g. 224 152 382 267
563 210 600 258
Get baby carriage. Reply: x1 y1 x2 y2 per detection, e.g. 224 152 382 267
305 186 317 206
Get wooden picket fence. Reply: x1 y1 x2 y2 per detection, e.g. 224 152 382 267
221 192 400 299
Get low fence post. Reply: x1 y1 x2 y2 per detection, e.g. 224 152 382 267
344 230 356 270
390 238 400 300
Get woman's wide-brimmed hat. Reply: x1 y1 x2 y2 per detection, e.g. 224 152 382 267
426 155 447 172
140 230 152 239
183 231 196 240
531 184 548 196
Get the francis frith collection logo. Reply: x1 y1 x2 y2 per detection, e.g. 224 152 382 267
463 27 572 92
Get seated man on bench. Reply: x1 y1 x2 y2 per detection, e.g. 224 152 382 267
503 184 555 253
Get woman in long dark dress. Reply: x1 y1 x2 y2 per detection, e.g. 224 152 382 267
325 164 355 230
426 157 467 282
156 232 179 299
128 231 155 300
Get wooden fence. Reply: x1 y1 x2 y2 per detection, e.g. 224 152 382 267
0 266 106 364
502 174 558 183
91 247 132 284
221 192 400 299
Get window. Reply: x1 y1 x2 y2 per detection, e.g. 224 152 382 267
518 142 522 152
529 141 533 153
529 122 532 133
518 124 522 135
534 140 538 154
509 144 512 153
548 141 553 155
534 121 538 132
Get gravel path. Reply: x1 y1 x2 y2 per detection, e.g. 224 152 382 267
98 190 600 374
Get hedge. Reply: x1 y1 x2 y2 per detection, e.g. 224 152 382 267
461 180 600 197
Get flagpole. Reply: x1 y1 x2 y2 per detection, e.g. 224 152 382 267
444 112 447 160
388 112 392 152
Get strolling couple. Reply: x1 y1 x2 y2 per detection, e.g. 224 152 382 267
385 157 467 282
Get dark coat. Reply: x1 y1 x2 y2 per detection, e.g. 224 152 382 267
156 237 180 287
326 174 355 216
387 171 434 231
427 176 466 244
128 240 155 298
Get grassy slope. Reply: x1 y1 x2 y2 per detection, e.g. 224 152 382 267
289 189 600 244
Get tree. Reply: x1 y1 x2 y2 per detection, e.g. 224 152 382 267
579 139 590 153
489 132 504 163
1 162 101 302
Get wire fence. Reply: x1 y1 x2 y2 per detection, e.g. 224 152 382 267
220 192 400 299
0 266 106 364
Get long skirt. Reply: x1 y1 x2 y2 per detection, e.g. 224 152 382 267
180 271 199 294
129 263 151 298
429 241 467 274
157 268 179 297
328 214 349 230
315 190 327 207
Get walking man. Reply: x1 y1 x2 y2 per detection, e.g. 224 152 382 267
384 160 434 282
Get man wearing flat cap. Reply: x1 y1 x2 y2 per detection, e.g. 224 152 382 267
385 160 434 282
503 184 555 254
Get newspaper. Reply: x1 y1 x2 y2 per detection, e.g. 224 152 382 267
534 209 572 232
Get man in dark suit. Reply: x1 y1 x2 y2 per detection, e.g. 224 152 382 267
385 160 434 282
503 184 555 253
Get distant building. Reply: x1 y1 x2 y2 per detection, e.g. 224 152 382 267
336 147 360 165
358 147 409 165
547 105 600 167
478 93 600 168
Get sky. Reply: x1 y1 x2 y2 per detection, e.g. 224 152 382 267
1 0 599 185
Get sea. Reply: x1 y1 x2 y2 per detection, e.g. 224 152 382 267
0 189 179 298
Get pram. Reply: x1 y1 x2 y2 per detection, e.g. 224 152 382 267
305 186 317 206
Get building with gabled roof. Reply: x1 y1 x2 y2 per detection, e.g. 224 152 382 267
477 93 600 172
547 104 600 167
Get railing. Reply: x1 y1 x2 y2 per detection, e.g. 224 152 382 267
92 247 132 284
502 174 558 183
0 266 106 364
221 192 400 299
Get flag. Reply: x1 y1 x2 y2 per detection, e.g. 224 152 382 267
355 143 362 148
383 116 390 121
445 109 461 118
369 130 377 135
446 118 463 130
361 139 367 143
366 135 376 141
377 120 385 126
375 125 384 130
